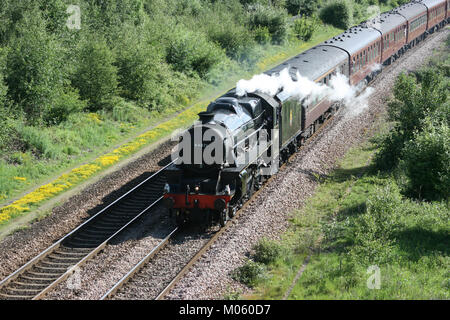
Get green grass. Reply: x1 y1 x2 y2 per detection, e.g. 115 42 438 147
245 138 449 300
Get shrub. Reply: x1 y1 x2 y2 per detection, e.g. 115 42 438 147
5 10 67 124
253 26 271 44
231 260 266 287
388 71 448 140
72 37 118 111
401 119 450 201
349 184 402 265
253 239 282 264
286 0 320 16
44 88 86 125
248 4 289 44
375 70 448 171
292 16 319 41
320 0 353 30
374 130 405 171
166 29 225 78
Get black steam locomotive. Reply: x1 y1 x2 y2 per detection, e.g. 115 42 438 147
163 0 449 227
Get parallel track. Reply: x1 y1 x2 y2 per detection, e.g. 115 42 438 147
0 162 172 300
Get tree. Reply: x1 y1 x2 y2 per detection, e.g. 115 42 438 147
5 10 67 124
320 0 353 30
72 37 118 110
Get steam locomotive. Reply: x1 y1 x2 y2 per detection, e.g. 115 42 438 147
163 0 449 227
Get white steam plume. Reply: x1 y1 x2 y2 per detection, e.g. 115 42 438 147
236 67 373 118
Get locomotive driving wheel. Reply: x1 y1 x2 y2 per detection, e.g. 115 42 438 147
228 205 237 219
219 209 228 227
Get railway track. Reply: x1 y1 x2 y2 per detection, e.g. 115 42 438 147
98 29 448 301
0 162 172 300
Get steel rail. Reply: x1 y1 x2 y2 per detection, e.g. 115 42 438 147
100 227 179 300
0 160 176 300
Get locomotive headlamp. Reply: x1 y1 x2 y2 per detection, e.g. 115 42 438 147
194 185 200 193
164 183 170 194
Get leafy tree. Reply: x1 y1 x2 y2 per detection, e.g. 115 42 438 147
320 0 353 30
248 4 289 44
375 69 449 170
401 119 450 201
286 0 320 16
5 10 67 124
72 37 118 110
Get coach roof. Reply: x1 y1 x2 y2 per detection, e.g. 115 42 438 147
392 1 427 20
365 12 407 34
265 45 348 82
419 0 447 9
319 25 381 56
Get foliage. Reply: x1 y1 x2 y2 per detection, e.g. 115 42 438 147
292 15 320 41
320 0 353 30
248 4 289 44
400 119 450 200
375 68 449 172
286 0 321 16
72 37 118 111
253 238 283 264
231 260 267 287
5 10 69 125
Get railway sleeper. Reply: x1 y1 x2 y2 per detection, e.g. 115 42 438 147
10 281 48 289
0 292 32 300
26 271 62 278
47 253 83 261
34 264 70 273
4 287 43 294
71 233 109 243
67 236 102 245
20 275 60 283
38 260 75 268
76 228 113 237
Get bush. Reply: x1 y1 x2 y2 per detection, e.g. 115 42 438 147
248 4 289 44
292 16 319 41
349 184 402 265
5 10 68 124
320 0 353 30
375 70 448 171
44 88 86 125
166 28 225 78
231 260 266 287
253 26 271 44
401 119 450 201
72 37 118 111
388 71 448 140
286 0 320 16
253 239 282 264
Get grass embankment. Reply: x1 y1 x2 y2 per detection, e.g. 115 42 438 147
0 23 343 229
239 136 449 300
